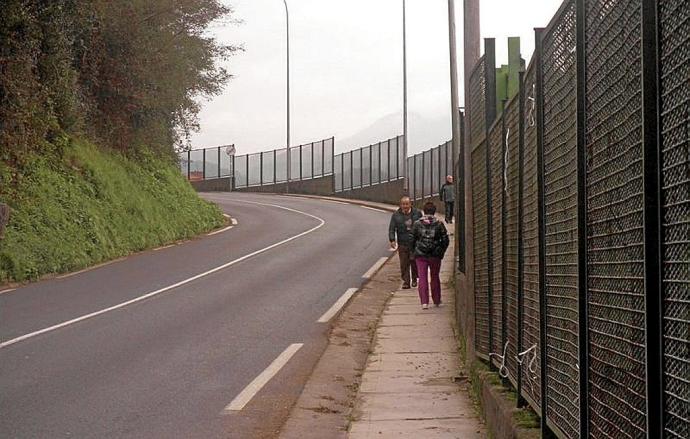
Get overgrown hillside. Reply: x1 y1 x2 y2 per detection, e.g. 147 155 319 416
0 138 224 283
0 1 237 283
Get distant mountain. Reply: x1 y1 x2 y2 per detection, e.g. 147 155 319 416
338 111 451 155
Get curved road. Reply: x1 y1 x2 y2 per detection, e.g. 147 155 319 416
0 193 392 438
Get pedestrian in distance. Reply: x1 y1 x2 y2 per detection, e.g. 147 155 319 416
440 175 455 224
388 196 423 289
410 201 450 309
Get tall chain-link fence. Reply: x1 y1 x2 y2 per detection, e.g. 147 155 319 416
463 0 689 438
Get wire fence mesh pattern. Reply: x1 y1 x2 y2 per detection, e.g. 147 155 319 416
659 1 690 438
585 0 647 437
472 138 491 360
489 118 505 370
504 97 521 388
520 61 542 411
464 0 689 438
541 2 581 437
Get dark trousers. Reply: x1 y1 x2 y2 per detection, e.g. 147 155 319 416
444 201 454 223
397 244 418 286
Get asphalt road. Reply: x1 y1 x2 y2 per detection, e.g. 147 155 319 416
0 193 393 438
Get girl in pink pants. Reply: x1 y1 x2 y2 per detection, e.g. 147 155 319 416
410 201 450 310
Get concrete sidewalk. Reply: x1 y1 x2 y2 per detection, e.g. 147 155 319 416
348 232 486 438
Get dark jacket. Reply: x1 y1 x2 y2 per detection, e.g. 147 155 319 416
388 207 422 246
410 215 450 258
440 182 455 202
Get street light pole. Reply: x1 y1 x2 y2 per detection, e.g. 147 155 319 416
448 0 460 168
402 0 409 193
283 0 291 193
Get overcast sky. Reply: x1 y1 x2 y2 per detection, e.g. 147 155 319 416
192 0 562 155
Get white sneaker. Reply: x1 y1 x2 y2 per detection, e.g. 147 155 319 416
422 304 429 310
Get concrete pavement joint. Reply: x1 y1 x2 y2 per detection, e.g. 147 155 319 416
0 201 324 350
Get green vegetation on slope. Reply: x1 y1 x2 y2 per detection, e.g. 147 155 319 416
0 137 224 283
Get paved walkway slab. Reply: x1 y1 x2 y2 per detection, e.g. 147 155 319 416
348 234 486 438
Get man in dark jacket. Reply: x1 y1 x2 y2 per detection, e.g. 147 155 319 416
388 196 422 289
410 201 450 309
440 175 455 224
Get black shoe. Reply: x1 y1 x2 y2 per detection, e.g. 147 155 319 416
411 279 418 287
402 283 411 289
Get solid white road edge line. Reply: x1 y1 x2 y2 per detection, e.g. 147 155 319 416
317 288 359 323
223 343 304 412
0 288 16 295
0 201 325 350
362 257 389 279
153 244 176 251
222 213 230 218
360 205 388 213
207 225 234 236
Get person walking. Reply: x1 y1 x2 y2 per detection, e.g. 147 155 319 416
440 175 455 224
389 196 422 289
411 201 450 309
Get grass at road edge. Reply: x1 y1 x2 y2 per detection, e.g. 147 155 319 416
0 137 224 283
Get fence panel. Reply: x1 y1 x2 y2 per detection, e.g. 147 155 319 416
262 151 274 185
469 56 487 144
352 148 362 188
659 1 690 438
324 138 334 174
472 139 491 358
290 147 300 181
407 156 415 199
415 154 423 200
204 148 219 179
398 136 406 179
504 97 521 387
432 147 441 195
585 1 647 437
389 136 399 178
381 141 389 182
313 141 323 177
301 144 312 179
343 151 352 190
372 143 381 184
423 150 432 199
235 155 247 188
362 146 371 187
541 1 580 436
220 147 233 177
520 62 542 412
248 153 261 186
275 149 287 182
334 153 343 192
489 119 505 366
189 149 204 181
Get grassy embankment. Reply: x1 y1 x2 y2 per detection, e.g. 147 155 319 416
0 137 224 283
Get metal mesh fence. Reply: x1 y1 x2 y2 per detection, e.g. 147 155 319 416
469 57 487 144
489 118 505 366
180 139 333 188
520 62 542 411
472 139 491 358
585 1 647 437
659 1 690 438
542 1 580 437
504 97 521 387
334 136 404 192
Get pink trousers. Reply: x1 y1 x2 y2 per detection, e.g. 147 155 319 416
415 257 442 305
